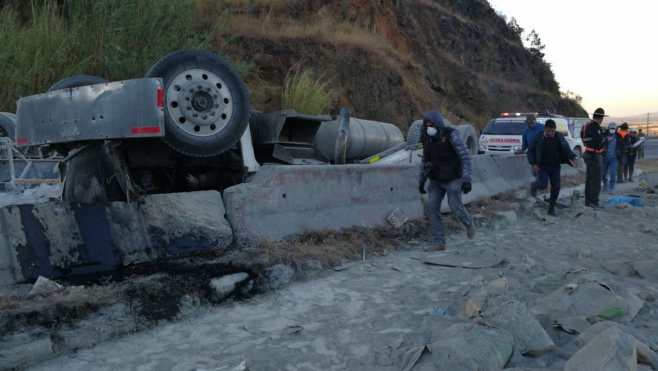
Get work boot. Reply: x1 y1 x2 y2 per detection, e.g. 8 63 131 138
530 183 538 198
466 224 476 240
425 244 446 251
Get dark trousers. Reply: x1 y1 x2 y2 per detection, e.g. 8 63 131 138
617 154 627 181
584 152 602 206
427 179 473 244
625 155 636 180
532 165 561 204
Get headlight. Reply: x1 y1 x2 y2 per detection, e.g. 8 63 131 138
512 145 522 152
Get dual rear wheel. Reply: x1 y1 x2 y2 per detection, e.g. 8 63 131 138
55 50 250 203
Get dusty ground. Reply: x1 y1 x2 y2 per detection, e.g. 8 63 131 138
27 183 658 371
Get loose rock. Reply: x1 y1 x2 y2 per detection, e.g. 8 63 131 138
28 276 64 296
427 323 514 371
565 326 657 371
484 299 555 356
209 273 250 301
264 264 295 290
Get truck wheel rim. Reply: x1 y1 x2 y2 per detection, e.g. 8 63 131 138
165 68 234 137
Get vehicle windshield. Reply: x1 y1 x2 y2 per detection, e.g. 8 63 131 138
482 120 528 135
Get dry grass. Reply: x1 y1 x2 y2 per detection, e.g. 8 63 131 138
214 0 291 9
281 68 333 115
235 221 431 271
220 14 413 66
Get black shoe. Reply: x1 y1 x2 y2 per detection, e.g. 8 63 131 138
548 205 557 216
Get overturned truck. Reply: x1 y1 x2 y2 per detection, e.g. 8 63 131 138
2 50 480 284
15 50 478 203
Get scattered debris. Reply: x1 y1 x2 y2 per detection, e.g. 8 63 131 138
553 316 591 335
208 273 250 301
28 276 64 296
282 325 304 336
607 195 644 208
386 208 409 228
431 306 449 317
423 250 507 269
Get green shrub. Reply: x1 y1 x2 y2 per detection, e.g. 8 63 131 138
0 0 209 112
281 68 333 115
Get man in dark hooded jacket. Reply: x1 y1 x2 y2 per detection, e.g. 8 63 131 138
528 119 577 216
418 111 475 250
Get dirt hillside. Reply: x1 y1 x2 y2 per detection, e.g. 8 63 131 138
206 0 587 129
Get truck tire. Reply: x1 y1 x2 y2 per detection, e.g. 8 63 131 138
61 144 125 204
406 120 423 146
0 112 17 141
456 124 479 156
47 75 108 92
145 50 250 158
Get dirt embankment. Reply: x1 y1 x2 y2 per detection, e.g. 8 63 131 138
204 0 587 129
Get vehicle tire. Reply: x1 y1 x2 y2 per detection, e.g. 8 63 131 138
145 50 250 158
455 124 479 156
47 75 108 92
61 144 125 204
0 112 17 141
406 120 423 146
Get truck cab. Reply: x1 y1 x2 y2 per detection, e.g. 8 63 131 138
479 113 583 156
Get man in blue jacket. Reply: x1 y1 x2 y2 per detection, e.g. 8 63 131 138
521 114 544 155
528 119 577 216
418 111 474 250
602 122 621 193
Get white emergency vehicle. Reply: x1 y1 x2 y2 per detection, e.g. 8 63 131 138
479 113 584 156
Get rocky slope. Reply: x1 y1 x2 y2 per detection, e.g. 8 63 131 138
208 0 587 129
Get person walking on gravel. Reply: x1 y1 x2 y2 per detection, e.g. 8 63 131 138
418 111 475 251
616 122 631 183
581 108 606 208
626 129 639 182
602 122 621 193
528 120 577 216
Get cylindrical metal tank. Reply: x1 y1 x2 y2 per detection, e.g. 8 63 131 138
313 117 404 163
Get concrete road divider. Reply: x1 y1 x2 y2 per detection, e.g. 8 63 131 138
0 191 232 286
223 164 424 246
224 156 582 245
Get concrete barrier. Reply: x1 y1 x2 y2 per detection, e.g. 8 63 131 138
224 155 583 245
0 191 232 286
223 164 424 246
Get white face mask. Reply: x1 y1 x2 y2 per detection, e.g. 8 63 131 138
427 127 438 136
609 129 615 134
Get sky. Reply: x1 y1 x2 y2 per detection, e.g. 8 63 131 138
488 0 658 117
